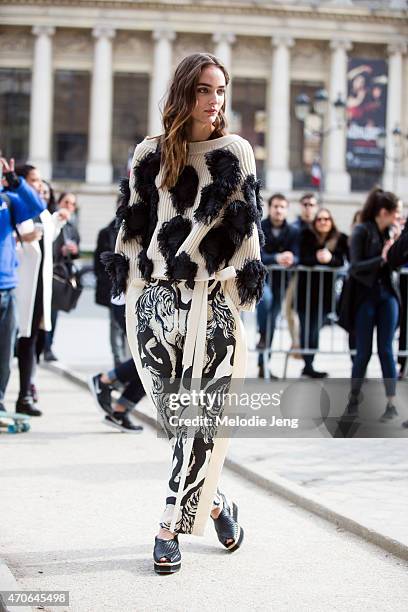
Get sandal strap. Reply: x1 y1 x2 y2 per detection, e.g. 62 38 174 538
153 536 181 564
212 508 239 545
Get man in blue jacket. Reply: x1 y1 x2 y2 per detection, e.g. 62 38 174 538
0 157 45 411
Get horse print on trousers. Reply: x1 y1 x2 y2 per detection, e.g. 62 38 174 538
133 278 237 534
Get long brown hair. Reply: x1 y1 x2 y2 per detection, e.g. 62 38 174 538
158 53 230 189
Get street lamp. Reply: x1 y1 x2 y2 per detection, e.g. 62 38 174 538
377 125 408 193
294 93 311 121
294 89 347 199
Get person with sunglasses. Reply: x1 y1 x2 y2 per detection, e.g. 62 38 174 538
297 208 349 378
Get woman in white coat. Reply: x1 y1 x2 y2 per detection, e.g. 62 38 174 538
15 164 68 415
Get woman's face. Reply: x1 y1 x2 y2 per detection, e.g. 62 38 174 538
190 65 226 129
378 207 399 228
58 193 76 213
41 183 50 203
315 210 333 235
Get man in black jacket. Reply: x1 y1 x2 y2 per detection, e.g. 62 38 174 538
94 216 127 367
257 193 299 378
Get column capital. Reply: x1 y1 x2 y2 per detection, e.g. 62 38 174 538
387 41 407 56
329 39 353 52
271 36 294 49
92 26 116 40
32 25 55 37
152 29 176 43
212 32 236 46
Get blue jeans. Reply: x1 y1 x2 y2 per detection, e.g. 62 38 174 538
298 310 320 370
352 285 399 397
0 289 17 403
256 283 282 366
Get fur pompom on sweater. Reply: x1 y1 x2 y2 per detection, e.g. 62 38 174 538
114 134 266 311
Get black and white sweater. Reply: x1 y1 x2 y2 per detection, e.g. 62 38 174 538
110 133 266 311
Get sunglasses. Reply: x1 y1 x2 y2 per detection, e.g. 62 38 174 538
316 217 331 222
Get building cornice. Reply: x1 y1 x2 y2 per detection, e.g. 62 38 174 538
0 0 406 25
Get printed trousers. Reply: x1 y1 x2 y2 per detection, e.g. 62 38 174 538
126 269 246 535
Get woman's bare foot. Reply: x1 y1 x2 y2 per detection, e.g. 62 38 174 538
211 506 233 545
211 507 222 519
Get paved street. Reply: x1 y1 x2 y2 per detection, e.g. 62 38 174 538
1 367 408 612
42 288 408 547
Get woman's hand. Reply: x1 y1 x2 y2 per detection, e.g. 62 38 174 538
21 229 43 243
1 157 20 190
381 239 394 261
0 157 15 174
316 248 332 264
61 241 79 257
57 208 70 221
390 223 402 241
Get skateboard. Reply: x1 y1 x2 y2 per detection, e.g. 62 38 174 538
0 412 31 433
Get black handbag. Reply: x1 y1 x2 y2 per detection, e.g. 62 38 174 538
52 226 82 312
336 274 356 333
52 260 82 312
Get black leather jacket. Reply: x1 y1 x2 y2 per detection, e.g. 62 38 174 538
350 220 400 302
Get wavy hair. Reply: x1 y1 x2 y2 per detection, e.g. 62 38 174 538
157 53 229 189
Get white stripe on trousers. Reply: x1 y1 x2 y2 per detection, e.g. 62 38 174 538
125 266 247 536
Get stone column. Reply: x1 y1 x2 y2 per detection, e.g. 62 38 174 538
86 27 115 185
29 26 55 180
212 32 235 117
265 36 294 192
383 42 407 192
325 40 352 195
148 30 176 136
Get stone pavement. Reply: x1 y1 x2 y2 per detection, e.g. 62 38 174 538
1 367 408 612
40 289 408 550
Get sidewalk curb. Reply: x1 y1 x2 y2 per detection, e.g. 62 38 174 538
42 362 408 562
0 559 32 612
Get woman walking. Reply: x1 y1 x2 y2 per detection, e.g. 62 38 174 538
297 208 349 378
347 187 400 421
104 53 265 574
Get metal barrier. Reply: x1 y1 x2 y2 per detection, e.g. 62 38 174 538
249 264 408 379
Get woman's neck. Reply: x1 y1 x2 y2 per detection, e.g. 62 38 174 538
375 217 388 232
187 122 216 143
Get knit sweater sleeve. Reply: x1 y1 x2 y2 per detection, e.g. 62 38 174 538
113 138 159 293
223 139 266 312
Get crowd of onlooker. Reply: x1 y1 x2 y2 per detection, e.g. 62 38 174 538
2 155 408 430
257 188 408 427
0 158 144 433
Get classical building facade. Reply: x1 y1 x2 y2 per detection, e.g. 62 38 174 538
0 0 407 248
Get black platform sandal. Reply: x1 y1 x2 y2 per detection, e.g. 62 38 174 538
212 494 244 552
153 535 181 575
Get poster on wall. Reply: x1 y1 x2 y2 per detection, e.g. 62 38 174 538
346 58 388 171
